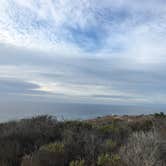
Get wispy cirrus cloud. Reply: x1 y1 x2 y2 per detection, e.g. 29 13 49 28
1 0 165 52
0 0 166 105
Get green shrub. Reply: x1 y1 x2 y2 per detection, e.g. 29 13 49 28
97 153 121 166
105 139 117 150
69 160 85 166
32 142 65 166
102 139 117 155
98 125 120 135
39 142 64 153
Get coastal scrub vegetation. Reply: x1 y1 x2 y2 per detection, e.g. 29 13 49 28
0 113 165 166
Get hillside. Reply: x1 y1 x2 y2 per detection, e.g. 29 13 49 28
0 113 165 166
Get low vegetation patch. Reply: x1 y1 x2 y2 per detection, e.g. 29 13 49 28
0 113 165 166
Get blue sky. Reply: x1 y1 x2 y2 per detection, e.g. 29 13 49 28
0 0 166 105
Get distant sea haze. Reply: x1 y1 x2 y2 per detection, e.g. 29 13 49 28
0 101 166 122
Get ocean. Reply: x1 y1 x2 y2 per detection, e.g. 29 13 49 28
0 101 165 122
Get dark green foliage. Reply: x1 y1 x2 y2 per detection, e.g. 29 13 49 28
154 112 166 118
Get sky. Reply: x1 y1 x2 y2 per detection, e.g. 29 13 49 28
0 0 166 107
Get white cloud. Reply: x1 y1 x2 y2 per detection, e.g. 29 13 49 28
0 0 166 105
1 0 166 55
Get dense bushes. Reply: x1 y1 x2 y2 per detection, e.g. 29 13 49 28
0 116 62 166
0 113 165 166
